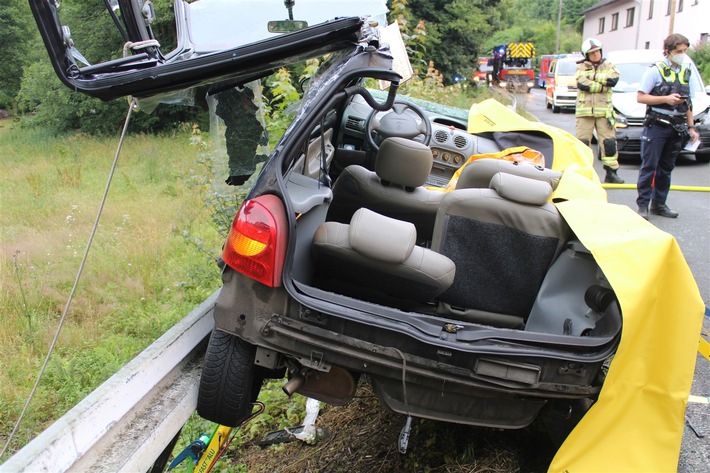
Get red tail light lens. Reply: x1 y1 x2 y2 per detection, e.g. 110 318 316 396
222 195 287 287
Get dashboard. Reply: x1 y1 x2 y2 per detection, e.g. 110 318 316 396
339 93 501 187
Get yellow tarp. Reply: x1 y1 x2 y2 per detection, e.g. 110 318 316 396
467 99 705 472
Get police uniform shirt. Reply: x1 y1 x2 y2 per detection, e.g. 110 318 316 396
638 57 690 117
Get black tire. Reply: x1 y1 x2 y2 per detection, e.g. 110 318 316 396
197 330 262 427
695 152 710 164
546 101 552 110
552 104 560 113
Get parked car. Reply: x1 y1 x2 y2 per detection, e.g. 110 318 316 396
546 56 583 113
606 49 710 163
30 0 625 441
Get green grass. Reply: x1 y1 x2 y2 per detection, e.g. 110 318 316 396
0 119 224 458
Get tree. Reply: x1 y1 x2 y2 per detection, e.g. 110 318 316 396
0 0 35 110
392 0 510 83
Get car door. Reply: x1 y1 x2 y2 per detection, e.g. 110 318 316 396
29 0 377 102
546 59 557 105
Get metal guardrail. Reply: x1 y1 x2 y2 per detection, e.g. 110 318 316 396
1 291 218 473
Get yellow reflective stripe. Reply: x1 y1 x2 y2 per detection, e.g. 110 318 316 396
654 62 690 84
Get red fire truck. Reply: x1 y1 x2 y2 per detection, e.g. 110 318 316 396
490 42 536 93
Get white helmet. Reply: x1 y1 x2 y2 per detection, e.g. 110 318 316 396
581 38 603 59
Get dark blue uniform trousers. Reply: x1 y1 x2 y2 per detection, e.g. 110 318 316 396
637 123 682 209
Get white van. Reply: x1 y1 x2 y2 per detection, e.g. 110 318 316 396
605 49 710 163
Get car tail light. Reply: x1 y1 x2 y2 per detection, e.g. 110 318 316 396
222 195 288 287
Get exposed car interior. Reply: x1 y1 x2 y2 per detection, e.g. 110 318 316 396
280 87 621 344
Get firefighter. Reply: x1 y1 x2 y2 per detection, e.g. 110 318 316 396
635 33 700 219
575 38 623 183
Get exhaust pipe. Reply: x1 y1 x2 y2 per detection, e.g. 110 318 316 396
282 374 305 397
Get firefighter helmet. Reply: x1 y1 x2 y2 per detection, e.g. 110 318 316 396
581 38 603 59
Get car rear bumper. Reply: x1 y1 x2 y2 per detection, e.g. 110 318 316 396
212 270 610 426
552 94 577 107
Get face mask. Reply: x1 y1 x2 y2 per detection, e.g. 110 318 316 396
671 53 687 64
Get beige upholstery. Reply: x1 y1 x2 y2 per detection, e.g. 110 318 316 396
313 209 456 302
454 158 562 191
431 172 569 325
326 137 443 242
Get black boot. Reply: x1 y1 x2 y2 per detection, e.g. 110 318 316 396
603 165 624 184
650 202 679 218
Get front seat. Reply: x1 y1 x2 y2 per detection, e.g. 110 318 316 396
431 171 570 327
326 137 444 242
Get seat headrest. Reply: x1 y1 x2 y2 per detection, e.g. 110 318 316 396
375 137 433 188
490 172 553 206
350 208 416 263
455 158 562 190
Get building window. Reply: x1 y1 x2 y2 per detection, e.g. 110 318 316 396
678 0 684 12
611 12 619 31
598 17 605 34
648 0 654 19
645 41 651 49
666 0 671 15
626 7 635 27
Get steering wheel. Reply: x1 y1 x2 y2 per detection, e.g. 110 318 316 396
364 99 433 152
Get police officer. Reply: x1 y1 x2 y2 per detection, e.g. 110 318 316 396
636 33 700 219
575 38 624 183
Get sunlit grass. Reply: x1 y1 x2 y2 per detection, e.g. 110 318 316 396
0 120 223 457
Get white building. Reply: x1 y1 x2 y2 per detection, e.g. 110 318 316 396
581 0 709 52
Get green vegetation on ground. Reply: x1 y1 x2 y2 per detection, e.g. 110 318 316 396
0 120 223 457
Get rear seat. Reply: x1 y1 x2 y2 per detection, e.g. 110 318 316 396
312 208 455 303
431 171 570 327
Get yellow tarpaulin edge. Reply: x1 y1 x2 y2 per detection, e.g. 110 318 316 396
466 100 706 472
549 196 704 473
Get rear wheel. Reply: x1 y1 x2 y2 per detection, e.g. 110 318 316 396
695 152 710 164
197 330 262 427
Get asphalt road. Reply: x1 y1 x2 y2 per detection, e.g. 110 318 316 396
520 88 710 471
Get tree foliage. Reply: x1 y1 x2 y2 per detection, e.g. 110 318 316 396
391 0 511 83
390 0 594 82
14 0 201 134
0 0 36 109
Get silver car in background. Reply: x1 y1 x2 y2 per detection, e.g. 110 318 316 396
607 49 710 163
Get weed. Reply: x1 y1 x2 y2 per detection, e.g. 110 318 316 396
24 173 44 198
56 163 82 188
11 251 33 331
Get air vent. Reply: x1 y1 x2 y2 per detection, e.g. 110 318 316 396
453 135 468 149
434 130 449 143
345 116 364 131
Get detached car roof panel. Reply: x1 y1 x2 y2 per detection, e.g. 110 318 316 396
29 0 387 101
